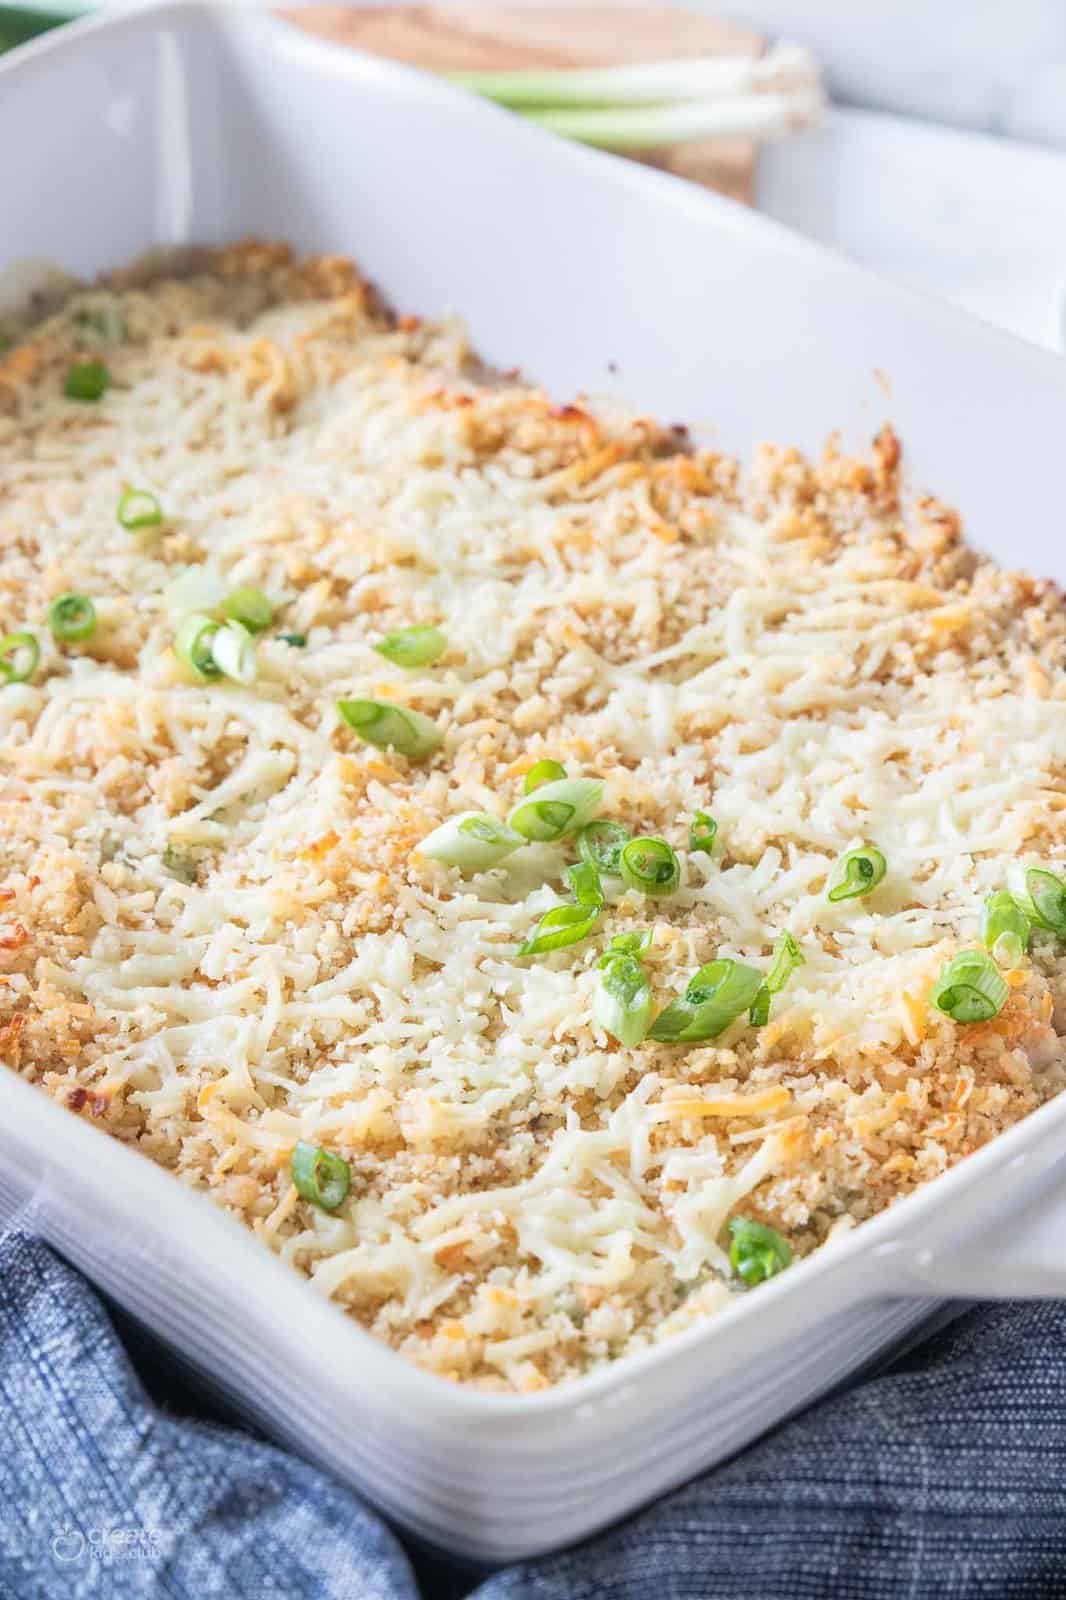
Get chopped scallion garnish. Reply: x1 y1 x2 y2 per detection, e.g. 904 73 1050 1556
518 903 601 957
603 929 651 958
577 818 630 876
748 987 771 1029
174 612 222 681
374 624 447 668
507 777 603 843
64 359 110 402
980 890 1030 967
593 947 653 1047
751 931 805 1027
931 947 1009 1025
524 758 567 794
619 836 681 898
48 593 96 643
117 488 163 530
336 698 442 760
0 631 39 684
649 957 763 1044
291 1140 351 1211
566 859 604 909
419 811 523 874
210 620 257 685
826 844 886 903
742 928 800 1024
278 633 307 648
689 811 717 855
766 931 803 991
1007 863 1066 936
728 1216 792 1287
222 587 273 634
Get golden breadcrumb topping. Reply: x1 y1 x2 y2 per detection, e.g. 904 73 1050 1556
1 242 1065 1390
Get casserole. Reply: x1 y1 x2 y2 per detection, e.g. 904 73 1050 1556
3 0 1066 1561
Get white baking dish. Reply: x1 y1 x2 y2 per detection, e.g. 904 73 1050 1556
3 1 1066 1564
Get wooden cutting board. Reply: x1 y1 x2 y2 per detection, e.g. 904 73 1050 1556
282 6 763 204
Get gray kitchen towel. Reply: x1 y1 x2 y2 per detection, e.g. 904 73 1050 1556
1 1227 1063 1600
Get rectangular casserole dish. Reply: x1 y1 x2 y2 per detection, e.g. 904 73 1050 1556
3 0 1066 1562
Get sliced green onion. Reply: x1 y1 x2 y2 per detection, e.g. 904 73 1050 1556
48 593 96 643
749 987 771 1028
749 931 805 1027
689 811 717 855
507 777 603 843
826 844 886 903
291 1140 351 1211
117 488 163 530
174 612 221 681
210 621 257 685
162 844 198 886
419 811 523 874
278 633 307 648
766 931 804 992
728 1216 792 1287
980 890 1030 967
519 903 601 957
603 929 651 958
374 624 447 669
336 698 442 761
649 957 763 1044
519 93 822 152
566 859 604 910
1007 863 1066 936
0 632 39 684
931 948 1009 1025
222 587 273 634
593 951 653 1047
64 359 110 402
524 758 567 794
448 54 789 110
619 836 681 898
577 819 630 876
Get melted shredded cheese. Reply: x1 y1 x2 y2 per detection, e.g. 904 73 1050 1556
1 243 1065 1391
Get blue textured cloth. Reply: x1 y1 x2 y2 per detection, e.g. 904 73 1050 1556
0 1230 1063 1599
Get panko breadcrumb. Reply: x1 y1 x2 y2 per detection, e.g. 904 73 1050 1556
1 242 1065 1392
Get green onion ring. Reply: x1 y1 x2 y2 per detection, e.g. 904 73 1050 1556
336 698 442 760
48 593 96 643
117 488 164 530
291 1140 351 1210
64 359 111 402
222 587 273 634
518 903 600 957
374 624 448 668
931 948 1009 1025
619 836 681 897
689 811 717 855
727 1216 792 1286
524 758 567 794
577 819 631 876
826 844 886 903
0 632 39 684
